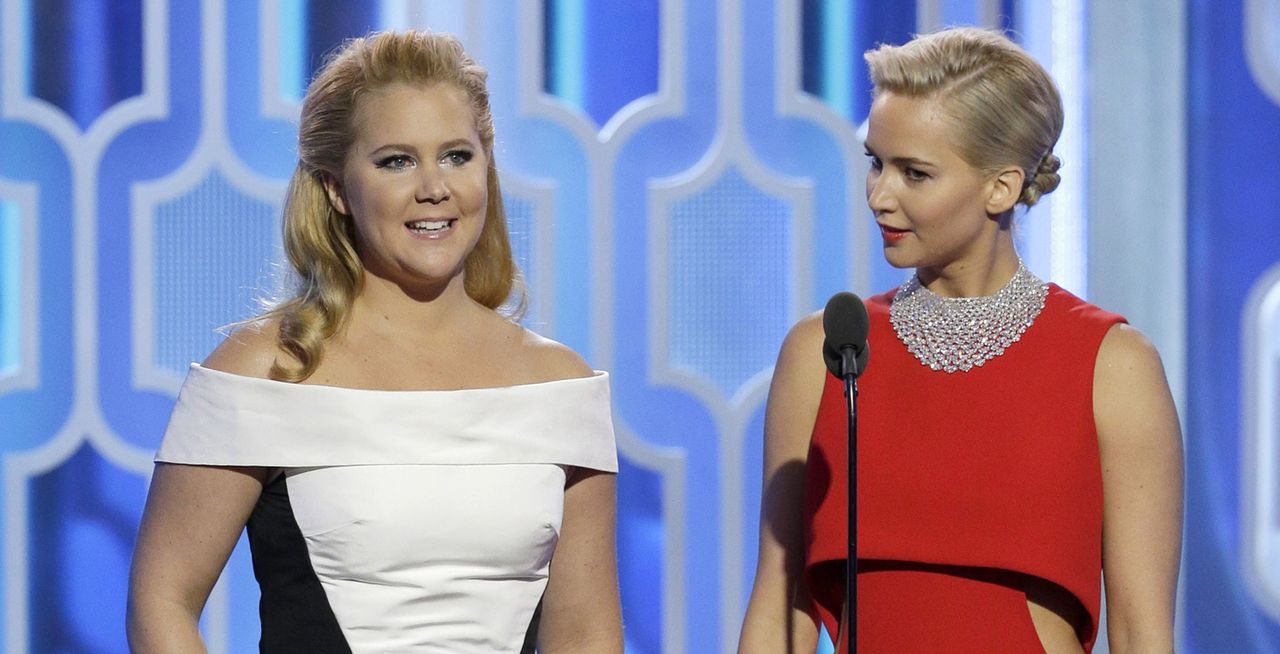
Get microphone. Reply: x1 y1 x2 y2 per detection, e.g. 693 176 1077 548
823 291 870 379
821 291 869 653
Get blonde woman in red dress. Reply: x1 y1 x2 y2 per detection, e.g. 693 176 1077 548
740 27 1182 653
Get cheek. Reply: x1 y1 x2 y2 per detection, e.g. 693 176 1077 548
350 212 383 244
346 184 405 238
343 176 394 217
461 174 489 214
915 192 989 244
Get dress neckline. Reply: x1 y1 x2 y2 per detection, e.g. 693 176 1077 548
189 362 608 395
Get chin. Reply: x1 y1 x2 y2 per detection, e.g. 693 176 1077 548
411 266 467 286
882 249 918 270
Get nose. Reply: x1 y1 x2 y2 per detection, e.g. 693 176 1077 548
416 168 450 204
866 169 895 215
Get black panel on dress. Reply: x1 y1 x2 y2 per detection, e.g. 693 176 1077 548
520 595 542 653
247 473 352 653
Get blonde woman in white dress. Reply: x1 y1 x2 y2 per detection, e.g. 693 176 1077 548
126 30 623 653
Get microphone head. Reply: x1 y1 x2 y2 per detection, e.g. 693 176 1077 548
822 292 870 378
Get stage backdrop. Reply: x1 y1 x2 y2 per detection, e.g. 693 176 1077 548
0 0 1273 652
1184 0 1280 651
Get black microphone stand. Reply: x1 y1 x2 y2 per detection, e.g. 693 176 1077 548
822 291 868 652
838 345 860 653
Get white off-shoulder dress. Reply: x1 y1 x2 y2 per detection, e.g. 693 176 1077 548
155 363 618 654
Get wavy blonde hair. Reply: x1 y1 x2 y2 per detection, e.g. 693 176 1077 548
865 27 1064 207
267 30 522 382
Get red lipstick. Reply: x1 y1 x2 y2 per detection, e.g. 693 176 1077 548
879 224 909 242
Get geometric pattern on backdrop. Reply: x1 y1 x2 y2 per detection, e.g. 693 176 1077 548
1183 0 1280 651
2 0 1275 652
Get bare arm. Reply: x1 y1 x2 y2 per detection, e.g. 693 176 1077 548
126 463 266 652
1094 323 1183 653
128 322 281 651
739 313 827 654
538 468 624 652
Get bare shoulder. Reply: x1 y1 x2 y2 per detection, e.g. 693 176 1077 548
777 310 826 372
1094 322 1168 388
202 317 287 379
771 310 827 401
1093 322 1180 445
517 328 595 382
764 310 828 445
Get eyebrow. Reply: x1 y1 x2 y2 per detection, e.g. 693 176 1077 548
865 145 938 169
889 156 937 169
368 143 420 158
368 138 478 157
436 138 478 151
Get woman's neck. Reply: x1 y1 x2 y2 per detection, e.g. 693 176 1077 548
917 237 1022 298
347 271 479 343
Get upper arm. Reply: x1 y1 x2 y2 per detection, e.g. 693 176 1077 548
128 463 267 622
537 469 623 652
129 320 281 647
739 312 827 652
528 328 620 651
757 312 827 568
1093 323 1183 650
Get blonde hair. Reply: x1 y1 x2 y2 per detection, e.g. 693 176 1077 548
865 27 1063 207
268 30 522 382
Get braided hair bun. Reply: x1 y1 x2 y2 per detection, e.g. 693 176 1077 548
1020 153 1061 207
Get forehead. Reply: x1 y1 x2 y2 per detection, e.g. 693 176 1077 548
349 81 478 144
865 91 962 156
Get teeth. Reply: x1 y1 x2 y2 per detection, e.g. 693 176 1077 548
407 219 451 231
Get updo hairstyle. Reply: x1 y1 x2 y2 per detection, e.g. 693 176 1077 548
864 27 1063 208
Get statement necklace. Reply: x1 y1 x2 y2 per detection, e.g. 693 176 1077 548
889 261 1048 373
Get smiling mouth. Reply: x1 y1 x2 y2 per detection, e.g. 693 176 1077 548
405 219 455 234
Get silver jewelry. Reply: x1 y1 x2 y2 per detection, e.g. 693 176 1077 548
889 261 1048 373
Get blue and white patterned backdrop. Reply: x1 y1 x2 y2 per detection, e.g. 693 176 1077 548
0 0 1274 652
1185 0 1280 651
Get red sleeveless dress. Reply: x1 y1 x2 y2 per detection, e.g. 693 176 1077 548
802 284 1124 652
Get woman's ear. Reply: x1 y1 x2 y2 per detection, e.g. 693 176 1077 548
985 166 1025 215
322 172 350 216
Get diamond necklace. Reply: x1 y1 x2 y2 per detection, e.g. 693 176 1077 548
889 261 1048 373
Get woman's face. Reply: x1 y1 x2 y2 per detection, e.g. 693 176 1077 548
864 91 1004 273
325 81 488 293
